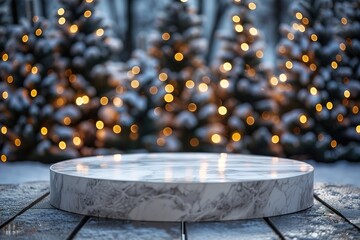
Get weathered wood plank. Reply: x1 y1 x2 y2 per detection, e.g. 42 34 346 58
186 219 278 240
0 208 83 239
75 218 182 240
315 184 360 228
0 181 49 226
269 199 360 239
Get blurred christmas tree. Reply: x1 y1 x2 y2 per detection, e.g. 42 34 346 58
0 17 58 162
277 0 360 161
144 0 211 151
329 0 360 161
105 49 159 151
44 0 122 160
212 0 281 155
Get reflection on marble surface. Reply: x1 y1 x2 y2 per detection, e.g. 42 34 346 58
50 153 313 183
50 153 314 222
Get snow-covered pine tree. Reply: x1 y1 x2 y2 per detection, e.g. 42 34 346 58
145 0 211 151
327 0 360 161
0 17 58 162
104 50 159 151
213 0 281 155
41 0 122 160
276 0 347 161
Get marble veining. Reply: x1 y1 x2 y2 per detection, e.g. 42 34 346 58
50 153 314 222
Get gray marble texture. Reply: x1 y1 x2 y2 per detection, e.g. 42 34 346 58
50 153 314 222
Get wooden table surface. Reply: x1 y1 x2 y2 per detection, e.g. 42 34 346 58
0 182 359 239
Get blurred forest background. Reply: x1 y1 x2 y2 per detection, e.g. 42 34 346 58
1 0 359 163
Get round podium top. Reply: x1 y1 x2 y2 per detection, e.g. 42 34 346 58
50 152 313 183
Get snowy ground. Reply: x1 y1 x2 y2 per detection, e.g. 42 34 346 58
0 160 359 186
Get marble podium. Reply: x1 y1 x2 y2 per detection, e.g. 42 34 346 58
50 153 314 222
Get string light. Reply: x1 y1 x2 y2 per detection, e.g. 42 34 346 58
352 106 359 114
7 76 13 83
285 61 293 69
356 125 360 133
59 141 66 150
96 120 104 130
162 32 170 40
31 66 38 74
330 140 337 148
157 137 165 146
256 50 263 58
337 114 343 122
41 127 48 135
248 2 256 10
302 55 309 62
69 25 78 33
344 90 350 98
235 24 243 32
310 63 317 71
149 86 158 95
310 34 318 41
341 17 347 25
164 94 174 103
232 15 240 23
246 116 255 125
241 43 249 51
270 76 278 86
1 53 8 61
163 127 172 136
188 103 197 112
302 17 309 25
2 91 8 99
220 79 229 88
286 32 294 41
131 79 140 88
1 154 7 162
299 115 307 124
222 62 232 71
316 104 322 112
271 135 280 144
131 124 138 133
30 89 37 97
326 102 333 110
295 12 303 20
249 27 258 35
58 17 66 25
57 8 65 15
35 28 42 36
96 28 104 36
218 106 227 115
113 97 123 107
14 138 21 146
198 83 208 92
22 35 28 43
211 134 221 144
190 138 199 147
339 43 346 51
174 52 184 61
73 137 82 146
165 84 174 93
84 10 92 18
279 73 287 82
113 125 122 134
331 61 338 69
131 66 140 74
232 132 241 142
159 72 168 81
1 126 7 134
186 80 195 88
98 96 108 105
310 87 317 95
